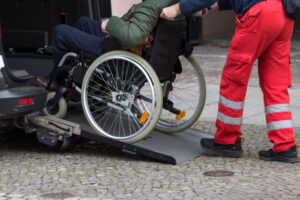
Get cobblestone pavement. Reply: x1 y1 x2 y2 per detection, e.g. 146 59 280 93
0 123 299 200
0 33 300 199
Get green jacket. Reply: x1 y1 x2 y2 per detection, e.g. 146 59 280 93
106 0 179 48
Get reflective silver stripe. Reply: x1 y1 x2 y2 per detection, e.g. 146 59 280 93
220 95 244 110
267 120 293 131
265 104 291 114
217 112 242 125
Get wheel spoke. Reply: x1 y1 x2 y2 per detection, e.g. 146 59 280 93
82 53 161 142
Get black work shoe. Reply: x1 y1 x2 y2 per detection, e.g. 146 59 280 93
259 145 299 164
200 137 244 158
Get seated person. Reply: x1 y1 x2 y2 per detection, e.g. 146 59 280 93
36 0 179 88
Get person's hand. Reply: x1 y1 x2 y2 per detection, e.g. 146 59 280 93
101 19 109 33
160 3 181 21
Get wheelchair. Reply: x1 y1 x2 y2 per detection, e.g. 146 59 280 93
44 20 206 143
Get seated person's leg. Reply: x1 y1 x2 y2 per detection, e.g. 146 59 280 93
34 23 107 90
52 24 107 66
75 17 107 38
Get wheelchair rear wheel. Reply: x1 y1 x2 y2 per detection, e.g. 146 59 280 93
81 51 163 143
156 55 206 133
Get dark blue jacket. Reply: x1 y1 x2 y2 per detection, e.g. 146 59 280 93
179 0 264 16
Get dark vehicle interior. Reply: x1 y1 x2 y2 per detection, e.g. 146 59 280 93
0 0 112 76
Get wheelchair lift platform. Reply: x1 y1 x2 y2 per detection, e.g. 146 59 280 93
31 110 213 165
67 114 213 165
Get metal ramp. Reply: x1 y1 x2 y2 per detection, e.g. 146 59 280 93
30 106 213 165
65 113 213 165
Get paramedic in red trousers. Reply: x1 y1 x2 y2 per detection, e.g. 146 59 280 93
161 0 299 163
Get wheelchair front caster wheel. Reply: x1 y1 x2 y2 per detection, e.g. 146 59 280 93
43 92 67 118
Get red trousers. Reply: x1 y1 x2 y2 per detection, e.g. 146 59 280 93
214 0 296 152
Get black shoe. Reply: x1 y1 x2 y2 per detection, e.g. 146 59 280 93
200 137 244 158
259 145 299 164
